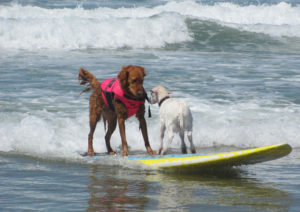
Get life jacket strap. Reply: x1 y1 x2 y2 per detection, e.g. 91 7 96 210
103 79 116 112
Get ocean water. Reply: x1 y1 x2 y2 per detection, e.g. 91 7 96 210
0 0 300 211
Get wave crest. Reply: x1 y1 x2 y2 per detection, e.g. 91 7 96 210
0 4 191 50
0 1 300 50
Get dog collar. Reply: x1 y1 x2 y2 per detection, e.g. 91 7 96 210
158 96 170 107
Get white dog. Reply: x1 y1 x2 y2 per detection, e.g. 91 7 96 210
150 86 196 155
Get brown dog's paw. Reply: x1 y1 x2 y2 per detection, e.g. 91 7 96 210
108 151 116 155
147 147 157 155
122 150 129 156
121 145 129 156
87 151 95 156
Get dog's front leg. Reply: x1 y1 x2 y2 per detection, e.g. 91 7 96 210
136 106 156 155
139 117 156 155
139 117 154 155
118 117 129 156
158 124 166 155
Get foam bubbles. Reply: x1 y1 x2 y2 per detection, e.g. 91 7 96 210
0 4 191 50
190 100 300 149
1 1 300 50
0 1 299 161
0 99 299 161
160 1 300 37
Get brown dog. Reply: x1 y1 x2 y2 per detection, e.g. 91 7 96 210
78 65 155 156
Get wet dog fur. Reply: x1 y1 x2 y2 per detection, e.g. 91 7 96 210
78 65 155 156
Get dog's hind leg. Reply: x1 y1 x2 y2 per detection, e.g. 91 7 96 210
88 94 101 156
162 129 174 155
179 131 187 154
88 115 99 156
105 117 117 155
187 131 196 154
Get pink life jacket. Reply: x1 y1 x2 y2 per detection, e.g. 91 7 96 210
101 78 145 118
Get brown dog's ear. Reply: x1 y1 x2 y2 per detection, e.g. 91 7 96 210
118 66 129 89
141 67 146 77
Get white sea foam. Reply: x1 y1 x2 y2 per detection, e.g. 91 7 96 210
160 1 300 37
0 3 191 50
0 1 299 50
0 99 299 160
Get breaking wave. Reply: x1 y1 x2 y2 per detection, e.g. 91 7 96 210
0 1 300 50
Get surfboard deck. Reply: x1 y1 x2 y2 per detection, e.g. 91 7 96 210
128 143 292 170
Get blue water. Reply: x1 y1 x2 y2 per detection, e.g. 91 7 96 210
1 0 300 211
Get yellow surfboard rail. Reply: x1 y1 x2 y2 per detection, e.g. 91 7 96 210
128 143 292 169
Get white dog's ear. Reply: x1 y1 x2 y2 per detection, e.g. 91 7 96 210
150 89 158 94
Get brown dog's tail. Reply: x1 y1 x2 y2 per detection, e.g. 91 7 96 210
78 68 100 95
